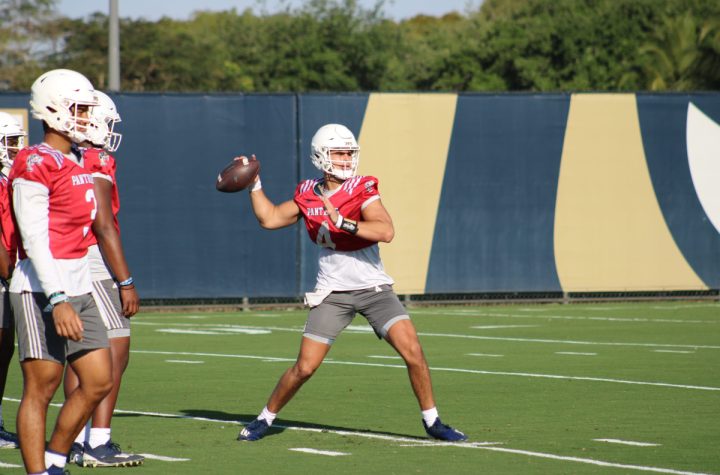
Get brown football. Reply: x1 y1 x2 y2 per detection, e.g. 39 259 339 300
216 155 260 193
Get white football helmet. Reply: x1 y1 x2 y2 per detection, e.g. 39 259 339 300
88 91 122 152
29 69 98 144
310 123 360 180
0 112 26 169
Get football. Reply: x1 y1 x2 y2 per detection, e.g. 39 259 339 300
216 155 260 193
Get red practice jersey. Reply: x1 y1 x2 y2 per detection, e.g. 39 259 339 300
81 147 121 246
10 144 96 260
294 175 380 252
0 174 16 265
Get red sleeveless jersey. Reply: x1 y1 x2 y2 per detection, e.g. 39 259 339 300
10 144 96 260
80 147 121 247
294 175 380 252
0 175 16 264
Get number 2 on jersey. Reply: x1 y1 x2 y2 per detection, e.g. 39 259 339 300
82 189 97 237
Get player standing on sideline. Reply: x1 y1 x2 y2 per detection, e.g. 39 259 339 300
237 123 467 442
63 91 144 468
8 69 113 475
0 112 26 449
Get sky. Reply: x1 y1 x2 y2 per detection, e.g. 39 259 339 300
56 0 483 22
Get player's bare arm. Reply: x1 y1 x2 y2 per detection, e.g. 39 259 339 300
249 185 301 230
91 178 139 316
318 193 394 243
0 245 12 280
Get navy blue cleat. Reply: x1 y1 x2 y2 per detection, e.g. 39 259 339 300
237 418 270 441
66 442 84 466
47 464 71 475
82 440 144 467
423 418 468 441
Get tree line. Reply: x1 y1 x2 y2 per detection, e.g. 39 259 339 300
1 0 719 92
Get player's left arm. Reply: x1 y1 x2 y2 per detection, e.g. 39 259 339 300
319 194 394 243
91 177 139 317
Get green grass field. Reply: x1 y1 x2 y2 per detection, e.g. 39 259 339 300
1 301 719 474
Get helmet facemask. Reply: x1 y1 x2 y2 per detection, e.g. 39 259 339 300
310 124 360 181
0 113 27 169
88 91 122 152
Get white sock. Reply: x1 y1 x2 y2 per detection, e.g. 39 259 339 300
75 422 90 445
258 406 277 426
88 427 111 449
422 407 439 427
45 450 66 468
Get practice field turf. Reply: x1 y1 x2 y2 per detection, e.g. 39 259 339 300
1 301 719 474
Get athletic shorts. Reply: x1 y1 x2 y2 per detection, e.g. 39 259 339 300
11 292 109 364
92 279 131 338
0 288 12 329
303 284 410 345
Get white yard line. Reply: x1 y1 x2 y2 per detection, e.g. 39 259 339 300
165 359 204 364
289 448 350 456
594 438 661 447
128 349 720 391
471 325 539 329
653 350 695 354
368 355 402 359
138 454 191 462
131 322 720 350
0 461 22 468
467 353 504 357
555 352 597 356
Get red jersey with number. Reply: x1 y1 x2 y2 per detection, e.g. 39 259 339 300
294 175 380 252
10 144 95 259
0 174 16 264
80 147 121 247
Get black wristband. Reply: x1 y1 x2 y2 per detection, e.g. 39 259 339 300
338 216 358 235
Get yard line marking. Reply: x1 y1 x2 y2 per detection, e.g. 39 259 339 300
289 448 350 456
132 322 720 349
165 359 204 364
594 438 661 447
0 461 22 468
129 350 720 391
653 350 695 354
555 352 597 356
410 310 716 324
417 332 720 350
368 355 402 359
0 398 706 475
407 444 708 475
467 353 504 357
156 329 226 335
138 454 191 462
471 325 539 329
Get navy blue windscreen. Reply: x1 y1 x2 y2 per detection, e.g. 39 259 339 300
111 93 297 298
426 94 568 293
637 94 720 289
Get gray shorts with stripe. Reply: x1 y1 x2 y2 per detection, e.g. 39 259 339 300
10 292 109 364
92 279 131 338
303 284 410 345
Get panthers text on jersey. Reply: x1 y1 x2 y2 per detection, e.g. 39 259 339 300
10 144 96 260
294 175 381 252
